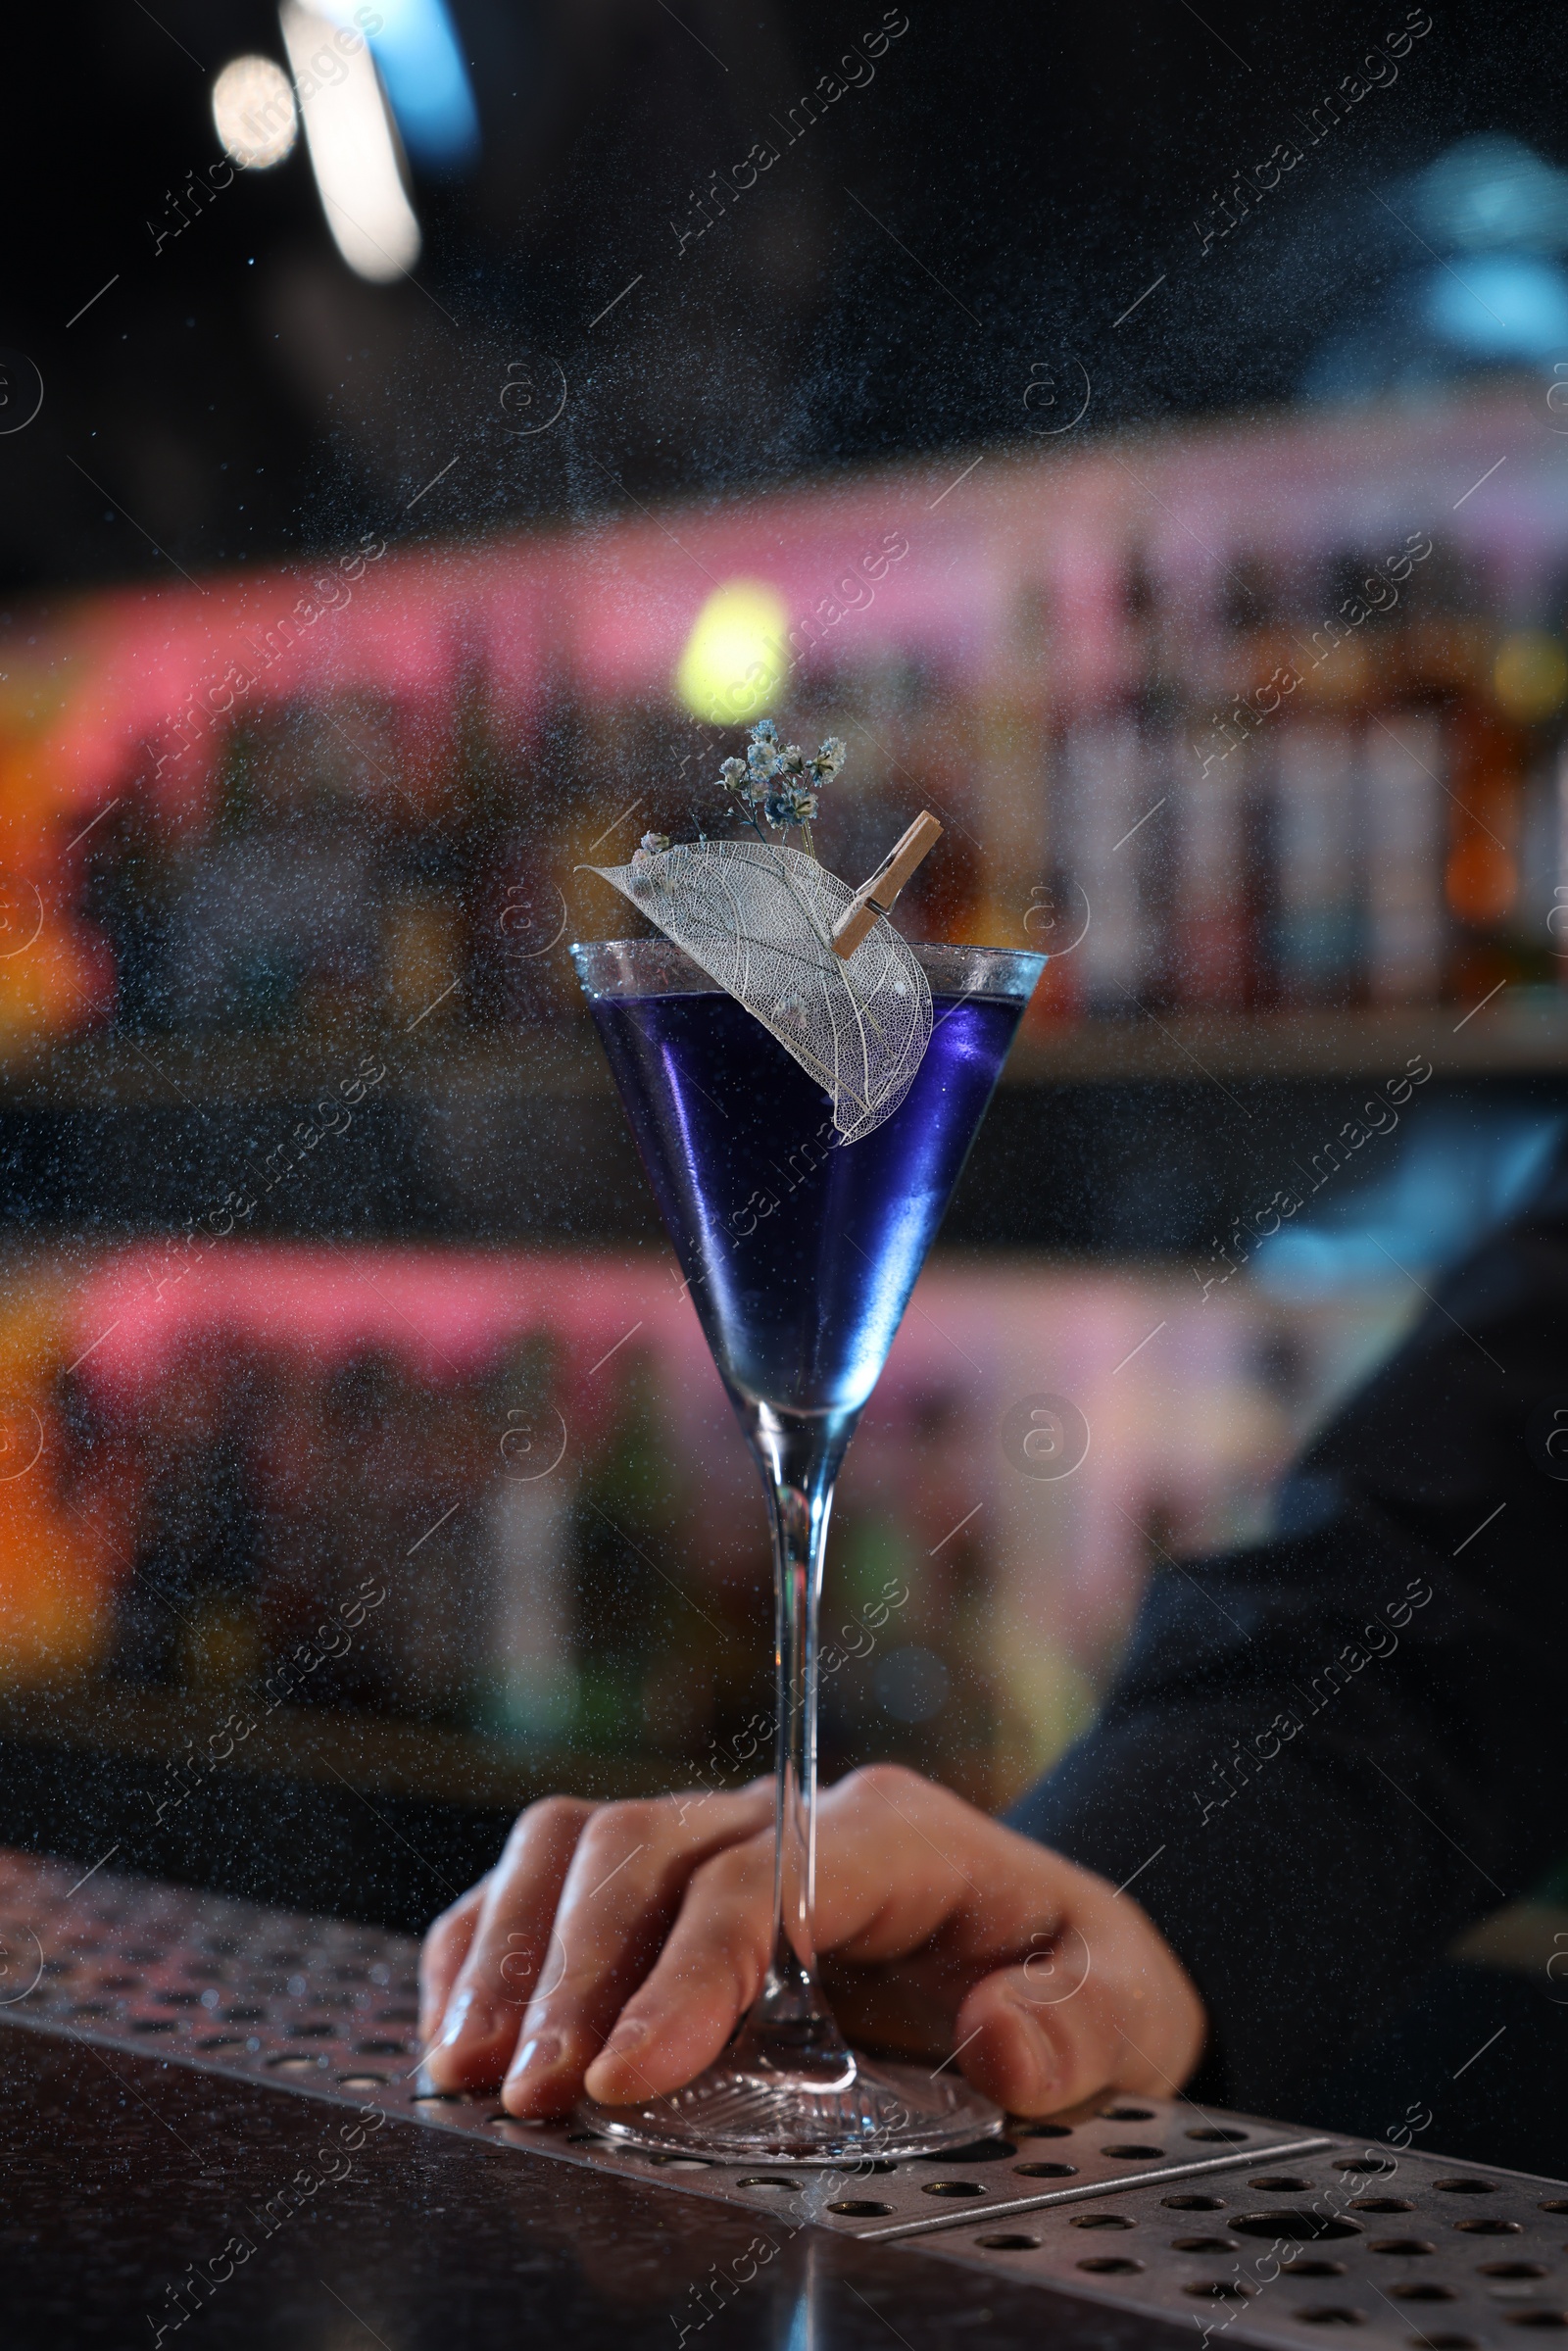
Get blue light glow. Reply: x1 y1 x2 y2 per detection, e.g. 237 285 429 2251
1254 1112 1564 1295
325 0 479 171
1423 254 1568 358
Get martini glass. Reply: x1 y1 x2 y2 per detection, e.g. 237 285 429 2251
570 934 1045 2159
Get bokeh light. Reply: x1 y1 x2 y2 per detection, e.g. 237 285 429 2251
212 55 300 171
675 582 790 727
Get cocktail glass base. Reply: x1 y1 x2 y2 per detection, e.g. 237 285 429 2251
575 2051 1004 2164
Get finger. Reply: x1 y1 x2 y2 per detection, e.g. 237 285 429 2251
423 1796 596 2088
579 1824 777 2106
954 1892 1204 2116
813 1764 1021 1960
581 1766 1004 2107
418 1877 487 2043
504 1786 772 2116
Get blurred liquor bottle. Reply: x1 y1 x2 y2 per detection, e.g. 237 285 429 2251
1271 725 1359 1006
1174 739 1256 1009
969 579 1054 960
1488 623 1568 987
1363 710 1446 1005
481 1336 576 1743
1060 719 1155 1016
382 890 463 1031
568 1348 708 1754
1444 698 1526 1003
116 1404 266 1691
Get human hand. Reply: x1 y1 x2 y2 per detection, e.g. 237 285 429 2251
418 1764 1205 2118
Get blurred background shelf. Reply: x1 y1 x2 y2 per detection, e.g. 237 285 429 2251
8 16 1568 1930
8 995 1568 1108
0 1685 669 1929
1009 998 1568 1082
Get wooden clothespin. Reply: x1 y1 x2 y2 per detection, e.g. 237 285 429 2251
831 810 944 959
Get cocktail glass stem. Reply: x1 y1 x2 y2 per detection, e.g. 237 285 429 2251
726 1399 858 2083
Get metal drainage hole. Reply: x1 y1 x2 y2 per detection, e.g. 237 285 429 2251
1251 2178 1318 2193
829 2201 895 2218
735 2177 800 2190
413 2093 466 2108
1504 2319 1568 2331
1102 2106 1156 2123
1435 2179 1499 2196
197 2034 245 2050
1371 2242 1439 2259
1172 2237 1240 2254
1164 2195 1227 2212
1287 2263 1351 2280
1189 2128 1249 2143
1187 2280 1253 2299
1541 2204 1568 2217
1483 2267 1554 2281
1102 2142 1165 2160
1388 2284 1456 2302
1072 2215 1135 2231
1014 2162 1077 2179
1234 2214 1363 2243
1334 2158 1396 2176
916 2138 1016 2165
1414 2335 1480 2348
1456 2220 1525 2236
355 2039 405 2056
1294 2308 1368 2326
1013 2123 1072 2140
337 2074 385 2089
1079 2257 1143 2275
267 2055 319 2073
921 2180 986 2198
1351 2200 1416 2216
975 2233 1040 2251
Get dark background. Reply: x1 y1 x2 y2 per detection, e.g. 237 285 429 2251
0 0 1531 601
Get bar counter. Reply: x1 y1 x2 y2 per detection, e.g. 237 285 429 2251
3 1849 1564 2351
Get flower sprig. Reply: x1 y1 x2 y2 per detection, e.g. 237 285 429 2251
719 719 847 857
628 717 848 865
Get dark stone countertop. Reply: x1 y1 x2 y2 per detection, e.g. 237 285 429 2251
0 2024 1194 2351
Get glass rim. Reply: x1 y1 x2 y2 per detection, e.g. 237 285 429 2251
569 936 1047 1003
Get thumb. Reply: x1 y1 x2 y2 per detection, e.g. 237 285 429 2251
953 1950 1111 2117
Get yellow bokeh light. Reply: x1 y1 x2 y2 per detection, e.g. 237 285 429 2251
675 580 789 726
1493 630 1568 722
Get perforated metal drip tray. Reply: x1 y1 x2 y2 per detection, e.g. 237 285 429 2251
2 1847 1563 2349
913 2153 1568 2351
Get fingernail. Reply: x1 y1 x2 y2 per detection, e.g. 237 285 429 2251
600 2015 651 2060
437 1986 498 2049
506 2030 565 2083
1003 1991 1060 2105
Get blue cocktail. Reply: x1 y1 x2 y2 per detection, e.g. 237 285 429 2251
572 935 1044 2158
